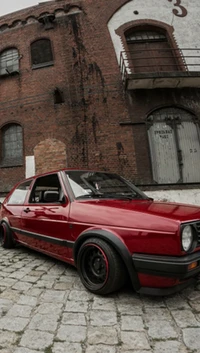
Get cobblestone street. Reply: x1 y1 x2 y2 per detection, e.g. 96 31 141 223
0 246 200 353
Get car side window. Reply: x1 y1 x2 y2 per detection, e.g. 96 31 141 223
29 173 64 204
7 180 33 205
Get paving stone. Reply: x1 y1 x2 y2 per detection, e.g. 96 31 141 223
92 296 116 311
62 312 86 326
21 275 40 283
12 281 33 291
56 324 87 342
144 308 171 323
41 274 58 281
121 331 150 351
141 296 166 308
116 302 143 315
52 342 83 353
20 329 54 350
0 330 18 347
40 289 67 303
90 310 117 326
183 328 200 350
165 294 191 310
58 275 76 283
171 309 200 328
121 315 144 331
87 327 118 345
68 290 94 302
64 300 88 313
36 302 63 314
33 279 54 289
121 351 152 353
28 270 45 276
1 278 18 287
14 348 41 353
147 320 178 339
17 295 38 307
28 313 59 332
153 340 188 353
0 317 29 332
85 345 116 353
54 282 73 290
6 304 33 318
73 279 87 290
26 288 43 297
0 289 20 301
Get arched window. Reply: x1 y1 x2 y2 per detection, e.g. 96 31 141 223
125 26 179 73
1 124 23 166
0 48 19 76
31 39 53 68
147 107 200 183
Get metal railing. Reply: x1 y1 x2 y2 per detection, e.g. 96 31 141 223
120 48 200 83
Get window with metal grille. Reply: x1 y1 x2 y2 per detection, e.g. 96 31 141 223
31 39 53 68
125 26 179 73
1 124 23 166
147 107 200 184
126 30 167 43
0 48 19 75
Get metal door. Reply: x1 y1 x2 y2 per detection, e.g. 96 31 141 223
148 121 180 183
177 120 200 182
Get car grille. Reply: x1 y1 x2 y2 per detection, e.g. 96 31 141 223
196 222 200 245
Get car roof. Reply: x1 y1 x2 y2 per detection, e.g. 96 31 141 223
19 168 112 184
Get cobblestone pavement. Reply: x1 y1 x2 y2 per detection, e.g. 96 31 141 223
0 246 200 353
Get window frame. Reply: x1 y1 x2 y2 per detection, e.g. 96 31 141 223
7 179 33 205
0 123 23 168
0 47 19 77
29 173 65 204
30 38 54 70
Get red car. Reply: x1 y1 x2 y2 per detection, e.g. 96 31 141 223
0 169 200 295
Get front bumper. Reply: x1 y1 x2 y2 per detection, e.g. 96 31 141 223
132 251 200 295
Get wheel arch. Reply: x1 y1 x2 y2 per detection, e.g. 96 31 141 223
73 229 141 291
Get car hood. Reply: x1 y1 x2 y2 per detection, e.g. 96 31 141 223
71 199 200 232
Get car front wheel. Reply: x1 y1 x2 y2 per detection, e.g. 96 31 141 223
77 237 127 295
0 223 15 249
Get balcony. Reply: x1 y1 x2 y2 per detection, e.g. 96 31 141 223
120 48 200 90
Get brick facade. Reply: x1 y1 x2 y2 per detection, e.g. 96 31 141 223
0 0 199 195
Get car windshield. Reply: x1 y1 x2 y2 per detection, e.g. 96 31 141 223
65 171 149 200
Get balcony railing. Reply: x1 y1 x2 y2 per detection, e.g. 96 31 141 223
120 48 200 89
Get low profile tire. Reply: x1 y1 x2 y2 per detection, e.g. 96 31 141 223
77 237 127 295
0 223 15 249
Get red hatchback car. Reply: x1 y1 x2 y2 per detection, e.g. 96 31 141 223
1 169 200 295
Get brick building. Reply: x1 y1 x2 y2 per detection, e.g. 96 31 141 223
0 0 200 203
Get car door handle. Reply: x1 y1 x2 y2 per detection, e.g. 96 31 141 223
23 208 31 213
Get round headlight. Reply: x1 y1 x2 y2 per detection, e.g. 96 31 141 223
182 225 193 252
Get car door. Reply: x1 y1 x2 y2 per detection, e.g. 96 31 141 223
3 179 33 240
20 172 73 262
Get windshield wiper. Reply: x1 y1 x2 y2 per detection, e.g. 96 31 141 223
76 193 146 200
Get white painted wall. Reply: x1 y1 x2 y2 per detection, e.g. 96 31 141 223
108 0 200 69
107 0 200 207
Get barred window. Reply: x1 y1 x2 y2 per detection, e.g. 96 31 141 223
1 124 23 166
31 39 53 68
0 48 19 75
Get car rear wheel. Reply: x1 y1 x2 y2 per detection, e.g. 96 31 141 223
77 237 127 295
0 223 15 249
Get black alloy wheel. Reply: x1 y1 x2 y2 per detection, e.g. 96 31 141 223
77 237 127 295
